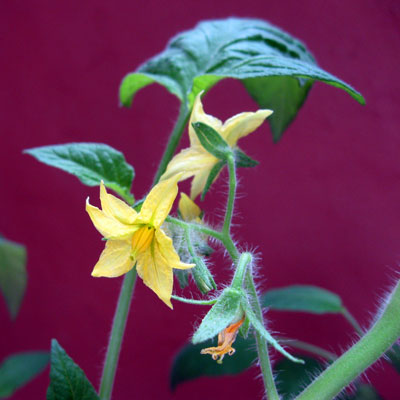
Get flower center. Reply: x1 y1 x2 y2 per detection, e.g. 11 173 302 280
131 226 155 256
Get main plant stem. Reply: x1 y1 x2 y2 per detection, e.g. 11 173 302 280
99 268 137 400
246 269 280 400
295 280 400 400
152 102 190 185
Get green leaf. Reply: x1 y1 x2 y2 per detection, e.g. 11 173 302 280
0 351 49 398
170 336 257 390
386 343 400 374
25 143 135 204
262 285 344 314
241 297 303 364
274 356 325 399
201 159 225 201
192 288 243 344
120 18 364 139
47 339 99 400
243 76 313 141
234 148 259 168
0 238 27 320
192 122 231 160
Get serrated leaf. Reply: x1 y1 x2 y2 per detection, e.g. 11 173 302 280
25 143 135 204
192 288 242 344
262 285 344 314
120 18 364 139
0 238 27 320
201 159 225 200
274 356 325 399
192 122 231 160
47 339 99 400
241 298 303 364
170 336 257 390
234 148 259 168
0 351 49 398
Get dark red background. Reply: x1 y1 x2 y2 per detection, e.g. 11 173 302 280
2 0 400 399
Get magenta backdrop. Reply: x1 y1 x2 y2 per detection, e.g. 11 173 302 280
2 0 400 399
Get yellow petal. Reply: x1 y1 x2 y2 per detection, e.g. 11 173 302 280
91 240 134 277
179 193 202 221
155 229 195 270
136 243 174 309
86 199 138 239
190 167 217 200
137 175 181 228
161 147 216 183
100 181 137 224
221 109 273 147
188 92 222 146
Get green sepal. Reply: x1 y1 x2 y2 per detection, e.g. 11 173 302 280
240 297 304 364
238 314 251 339
192 288 243 344
47 339 99 400
192 122 232 161
25 143 135 205
0 351 49 398
191 256 216 294
201 159 226 201
0 237 27 320
234 148 259 168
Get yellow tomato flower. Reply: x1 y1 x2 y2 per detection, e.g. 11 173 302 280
160 93 273 199
200 315 245 363
178 192 202 223
86 176 194 308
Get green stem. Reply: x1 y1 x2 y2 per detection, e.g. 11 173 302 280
295 280 400 400
245 269 280 400
222 154 236 236
231 252 252 289
152 102 190 185
99 268 137 400
171 295 217 305
166 216 223 242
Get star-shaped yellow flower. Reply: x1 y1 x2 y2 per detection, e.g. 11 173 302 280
160 93 273 199
86 176 194 308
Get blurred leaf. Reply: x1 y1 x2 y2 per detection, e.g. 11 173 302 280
47 339 99 400
0 351 49 398
262 285 344 314
385 343 400 374
0 238 27 319
170 336 257 390
25 143 135 204
274 356 325 399
120 18 364 139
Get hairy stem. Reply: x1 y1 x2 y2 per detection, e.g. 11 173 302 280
152 102 190 185
246 269 280 400
295 280 400 400
99 268 137 400
222 154 237 236
171 295 217 305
